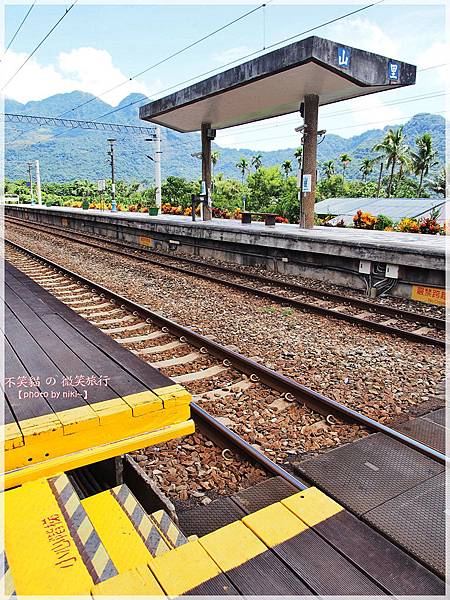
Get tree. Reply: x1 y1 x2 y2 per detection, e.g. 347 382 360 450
281 160 292 178
339 153 352 180
427 166 446 197
410 133 438 196
246 166 284 212
293 147 303 170
236 158 250 184
322 160 335 179
251 153 263 171
372 127 408 197
359 158 374 182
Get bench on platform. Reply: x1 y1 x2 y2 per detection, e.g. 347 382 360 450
241 211 277 226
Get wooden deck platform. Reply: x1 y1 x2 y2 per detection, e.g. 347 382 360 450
3 261 194 488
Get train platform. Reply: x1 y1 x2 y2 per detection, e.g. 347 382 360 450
3 261 194 489
3 474 444 596
6 203 445 299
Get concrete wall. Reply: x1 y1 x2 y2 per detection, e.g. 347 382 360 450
6 205 445 299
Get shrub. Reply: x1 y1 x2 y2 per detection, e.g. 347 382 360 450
374 214 393 230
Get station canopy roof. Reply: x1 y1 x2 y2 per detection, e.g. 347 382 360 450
139 36 416 132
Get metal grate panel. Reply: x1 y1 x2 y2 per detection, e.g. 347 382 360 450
178 497 244 537
294 433 443 515
364 473 445 577
423 408 446 427
396 416 445 453
232 476 298 514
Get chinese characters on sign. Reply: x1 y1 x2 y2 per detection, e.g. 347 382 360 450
388 61 400 81
411 286 445 306
337 47 350 68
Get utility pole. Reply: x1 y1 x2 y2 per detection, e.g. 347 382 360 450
35 159 42 205
145 128 162 213
107 138 117 212
155 126 162 212
27 162 34 204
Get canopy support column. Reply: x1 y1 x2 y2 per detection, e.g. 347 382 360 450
201 123 213 221
300 94 319 229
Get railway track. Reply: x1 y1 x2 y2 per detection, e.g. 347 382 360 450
6 238 446 473
6 216 446 348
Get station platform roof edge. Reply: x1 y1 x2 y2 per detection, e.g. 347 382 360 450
139 35 416 132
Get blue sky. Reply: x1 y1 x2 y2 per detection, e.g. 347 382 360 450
3 2 447 150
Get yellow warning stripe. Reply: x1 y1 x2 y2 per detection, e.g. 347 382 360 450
150 509 188 548
111 486 170 557
48 474 118 584
149 540 223 597
5 395 191 474
91 564 164 597
4 478 94 596
81 490 156 573
5 385 191 456
3 419 195 489
147 487 345 595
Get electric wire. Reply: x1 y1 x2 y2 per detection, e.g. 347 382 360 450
2 1 36 58
1 1 78 91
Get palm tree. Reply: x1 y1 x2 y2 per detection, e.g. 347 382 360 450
294 147 303 169
322 160 335 179
427 166 446 197
251 153 262 171
359 158 374 182
372 127 408 197
410 133 438 196
339 153 352 180
236 158 250 185
281 160 292 178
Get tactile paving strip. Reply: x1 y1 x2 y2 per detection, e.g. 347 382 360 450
294 433 443 515
364 472 445 577
396 416 445 453
178 497 244 537
232 476 298 513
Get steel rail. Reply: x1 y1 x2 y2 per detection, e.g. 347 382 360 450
6 238 446 466
7 214 444 330
6 217 445 347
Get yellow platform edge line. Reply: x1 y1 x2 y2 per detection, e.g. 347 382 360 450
242 501 309 547
149 539 223 597
91 564 164 596
3 419 195 489
5 403 190 472
281 486 344 527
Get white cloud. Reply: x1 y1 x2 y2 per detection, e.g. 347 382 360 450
324 17 400 58
211 46 254 65
1 47 156 106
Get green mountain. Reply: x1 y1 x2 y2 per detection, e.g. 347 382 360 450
5 91 446 183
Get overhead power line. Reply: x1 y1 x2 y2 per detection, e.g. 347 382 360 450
7 1 271 143
1 1 78 91
221 109 449 147
95 0 388 122
5 113 157 136
2 1 36 58
217 90 447 139
59 0 273 118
